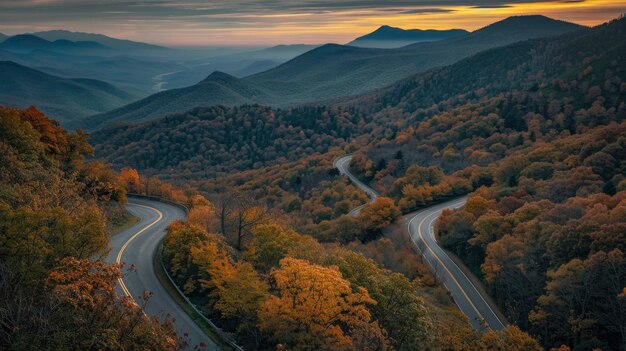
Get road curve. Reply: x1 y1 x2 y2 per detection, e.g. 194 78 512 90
335 155 506 331
107 197 220 351
334 155 378 215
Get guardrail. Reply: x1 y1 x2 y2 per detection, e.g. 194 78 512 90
127 193 245 351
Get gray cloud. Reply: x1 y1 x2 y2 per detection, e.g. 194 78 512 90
400 8 456 14
0 0 576 22
471 5 513 8
0 0 621 45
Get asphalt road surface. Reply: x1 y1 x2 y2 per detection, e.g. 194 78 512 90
334 155 378 215
335 155 506 331
107 197 220 350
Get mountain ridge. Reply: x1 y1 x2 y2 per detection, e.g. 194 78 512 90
0 60 142 123
29 29 168 52
348 25 468 48
85 15 586 130
0 34 113 54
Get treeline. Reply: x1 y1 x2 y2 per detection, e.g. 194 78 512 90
161 194 541 350
0 107 181 350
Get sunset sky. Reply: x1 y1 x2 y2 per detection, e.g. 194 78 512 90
1 0 624 46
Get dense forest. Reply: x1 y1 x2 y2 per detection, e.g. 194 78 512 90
94 16 624 181
0 107 181 350
91 105 364 178
84 15 626 351
432 122 626 350
344 17 626 351
189 16 625 350
160 193 541 350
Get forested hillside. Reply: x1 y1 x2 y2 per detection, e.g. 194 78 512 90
343 16 626 350
0 107 180 349
94 16 623 180
435 123 626 350
88 15 626 351
91 105 361 178
158 182 541 351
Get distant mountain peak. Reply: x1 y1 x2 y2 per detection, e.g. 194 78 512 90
348 26 469 48
477 14 586 32
202 70 238 83
376 25 395 30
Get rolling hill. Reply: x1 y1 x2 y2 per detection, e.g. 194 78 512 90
348 25 468 48
85 15 585 130
0 33 7 43
80 71 272 129
0 61 142 123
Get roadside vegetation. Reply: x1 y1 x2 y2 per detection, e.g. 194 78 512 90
0 107 182 350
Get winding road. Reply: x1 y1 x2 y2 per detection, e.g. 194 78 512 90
334 155 378 215
107 197 219 351
335 155 506 331
105 155 503 351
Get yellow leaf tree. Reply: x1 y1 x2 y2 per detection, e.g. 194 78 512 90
258 257 387 351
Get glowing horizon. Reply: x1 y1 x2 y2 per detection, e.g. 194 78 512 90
0 0 624 47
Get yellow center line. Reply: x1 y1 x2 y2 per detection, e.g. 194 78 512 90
408 202 490 329
115 203 163 299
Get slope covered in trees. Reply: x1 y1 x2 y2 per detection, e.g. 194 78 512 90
349 15 625 200
0 106 180 350
435 122 626 351
91 105 360 178
160 194 541 351
88 16 626 350
341 16 626 351
94 16 621 181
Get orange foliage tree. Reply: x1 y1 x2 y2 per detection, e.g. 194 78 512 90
258 257 387 351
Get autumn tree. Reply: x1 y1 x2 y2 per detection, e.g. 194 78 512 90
358 197 401 241
187 196 216 233
258 257 387 351
0 258 180 350
213 191 274 250
244 224 304 271
325 248 431 350
190 241 269 348
0 202 108 279
479 326 543 351
162 221 209 292
118 167 140 193
530 249 625 350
